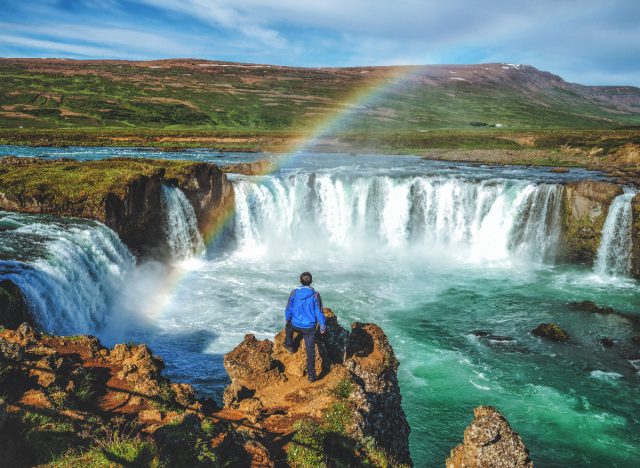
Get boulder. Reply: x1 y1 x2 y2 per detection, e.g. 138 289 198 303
446 406 533 468
223 381 254 408
532 323 570 342
223 334 284 391
567 301 615 314
108 343 165 396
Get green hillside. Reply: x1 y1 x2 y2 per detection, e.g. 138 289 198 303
1 59 640 133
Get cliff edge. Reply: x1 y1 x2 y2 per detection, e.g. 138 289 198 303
0 308 411 466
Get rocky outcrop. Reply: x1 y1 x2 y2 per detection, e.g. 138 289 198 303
561 180 622 264
0 309 410 466
446 406 533 468
0 279 31 328
0 157 234 259
532 323 570 342
222 308 412 466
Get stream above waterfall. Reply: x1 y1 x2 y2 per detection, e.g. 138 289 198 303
1 148 639 466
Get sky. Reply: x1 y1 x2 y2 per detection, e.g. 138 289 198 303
1 0 638 86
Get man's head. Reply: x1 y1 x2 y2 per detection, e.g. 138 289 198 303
300 272 312 286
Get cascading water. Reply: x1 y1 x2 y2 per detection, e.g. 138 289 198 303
0 211 135 335
594 189 637 276
161 184 204 259
231 173 564 263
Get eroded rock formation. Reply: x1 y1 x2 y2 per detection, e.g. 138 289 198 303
221 308 412 466
0 157 234 259
0 279 31 328
562 180 622 264
446 406 533 468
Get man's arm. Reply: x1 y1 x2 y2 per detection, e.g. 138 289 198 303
314 292 326 333
285 290 295 322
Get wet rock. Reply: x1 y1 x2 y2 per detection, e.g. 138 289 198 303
600 337 615 347
532 323 570 342
446 406 533 468
0 280 32 329
568 300 615 314
631 336 640 346
221 159 275 176
471 330 489 337
562 180 623 264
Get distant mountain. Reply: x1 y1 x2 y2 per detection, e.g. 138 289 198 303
1 58 639 131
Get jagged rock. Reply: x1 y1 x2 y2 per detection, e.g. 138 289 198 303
567 300 615 314
562 180 623 264
223 334 285 391
532 323 569 342
447 406 533 468
109 343 165 396
222 311 412 466
139 409 163 423
0 280 32 329
171 383 197 408
0 336 24 361
16 323 39 347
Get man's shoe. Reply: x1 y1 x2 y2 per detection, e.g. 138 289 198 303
285 346 295 354
308 375 318 383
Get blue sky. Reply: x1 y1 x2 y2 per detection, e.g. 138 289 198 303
1 0 638 86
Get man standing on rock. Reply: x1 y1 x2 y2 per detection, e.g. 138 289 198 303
284 272 326 382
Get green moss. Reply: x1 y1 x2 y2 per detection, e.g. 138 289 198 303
331 379 355 400
0 157 201 218
287 419 326 468
323 402 352 435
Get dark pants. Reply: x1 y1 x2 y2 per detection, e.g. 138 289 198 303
285 322 317 379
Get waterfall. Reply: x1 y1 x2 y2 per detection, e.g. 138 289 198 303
0 213 135 335
161 184 204 259
594 190 636 276
231 173 564 263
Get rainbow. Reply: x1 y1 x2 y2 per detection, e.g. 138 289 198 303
144 65 426 317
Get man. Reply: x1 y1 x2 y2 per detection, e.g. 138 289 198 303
284 271 326 382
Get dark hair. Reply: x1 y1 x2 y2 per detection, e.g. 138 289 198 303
300 272 312 286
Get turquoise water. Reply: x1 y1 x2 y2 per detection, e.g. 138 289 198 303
2 147 639 466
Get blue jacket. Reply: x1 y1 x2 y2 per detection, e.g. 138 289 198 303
285 286 326 331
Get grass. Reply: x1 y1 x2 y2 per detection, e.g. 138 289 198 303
49 435 163 468
0 157 207 218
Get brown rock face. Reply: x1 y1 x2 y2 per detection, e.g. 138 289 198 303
221 158 276 176
562 180 622 264
446 406 533 468
221 308 412 466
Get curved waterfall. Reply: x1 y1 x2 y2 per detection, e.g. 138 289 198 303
594 190 636 276
161 184 204 259
0 212 135 335
231 173 564 263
